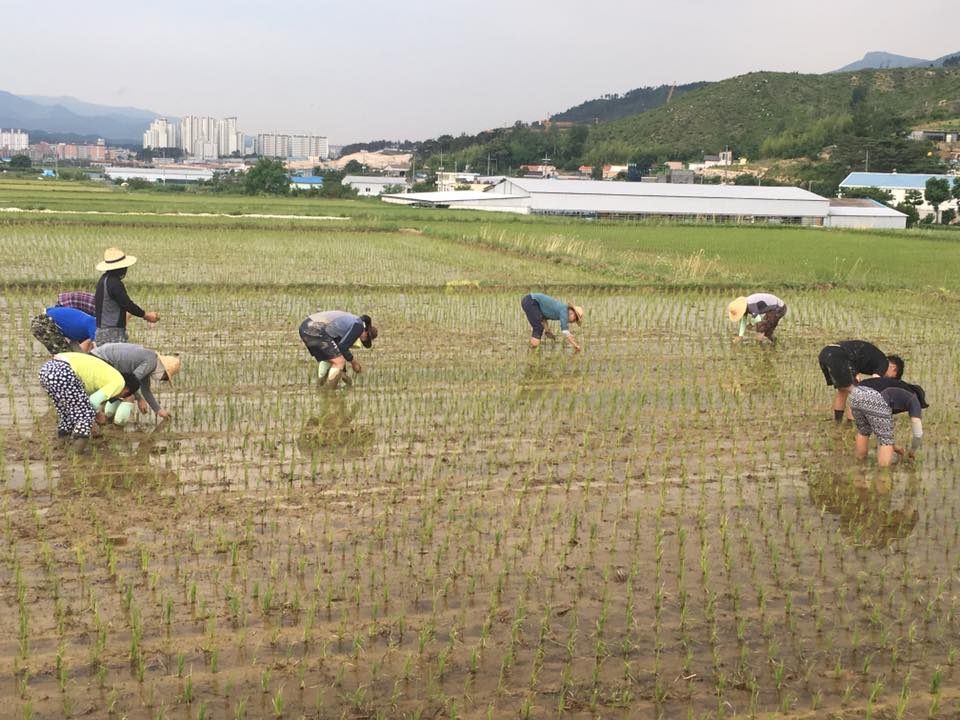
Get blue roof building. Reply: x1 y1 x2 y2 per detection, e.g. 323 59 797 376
839 171 958 219
289 176 325 191
839 171 952 190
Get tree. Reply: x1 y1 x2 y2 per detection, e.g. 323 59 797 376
244 158 288 195
924 177 951 223
904 189 924 208
894 202 919 228
841 186 893 204
7 155 31 170
941 208 957 225
953 177 960 209
343 159 364 175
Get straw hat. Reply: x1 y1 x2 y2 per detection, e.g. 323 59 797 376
96 247 137 272
728 297 748 322
156 354 181 384
570 305 584 324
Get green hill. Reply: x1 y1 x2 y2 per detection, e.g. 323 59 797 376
584 68 960 162
551 82 708 123
416 67 957 193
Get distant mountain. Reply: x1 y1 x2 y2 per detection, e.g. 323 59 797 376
833 50 960 72
23 95 159 122
550 82 709 124
0 90 164 143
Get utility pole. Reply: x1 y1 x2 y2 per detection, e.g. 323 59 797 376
865 149 870 172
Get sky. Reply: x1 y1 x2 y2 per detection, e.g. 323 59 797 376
3 0 958 144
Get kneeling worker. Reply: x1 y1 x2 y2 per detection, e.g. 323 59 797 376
521 293 583 352
299 311 377 388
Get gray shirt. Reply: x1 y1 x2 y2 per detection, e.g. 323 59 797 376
91 343 162 412
305 311 364 361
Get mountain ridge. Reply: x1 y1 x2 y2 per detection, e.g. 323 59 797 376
0 90 164 143
833 49 960 73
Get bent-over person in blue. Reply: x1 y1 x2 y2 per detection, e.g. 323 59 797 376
31 306 98 354
521 293 583 352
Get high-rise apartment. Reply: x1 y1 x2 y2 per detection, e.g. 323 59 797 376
1 129 29 153
178 116 242 157
257 133 329 160
143 118 179 149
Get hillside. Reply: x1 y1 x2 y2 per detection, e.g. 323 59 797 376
550 82 708 123
584 68 960 161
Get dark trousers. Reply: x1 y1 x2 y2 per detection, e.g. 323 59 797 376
521 294 546 339
754 304 787 339
299 319 342 362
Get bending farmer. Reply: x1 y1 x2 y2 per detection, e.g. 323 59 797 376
95 247 160 344
299 311 378 388
728 293 787 343
56 291 97 316
521 293 583 352
38 352 139 446
92 343 180 422
850 377 928 467
818 340 901 422
31 306 97 354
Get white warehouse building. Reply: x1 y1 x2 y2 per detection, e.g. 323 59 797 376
383 178 907 228
344 175 406 196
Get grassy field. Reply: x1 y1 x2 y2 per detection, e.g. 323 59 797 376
1 180 960 719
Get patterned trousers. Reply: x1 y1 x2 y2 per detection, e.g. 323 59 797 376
38 359 96 438
31 313 73 354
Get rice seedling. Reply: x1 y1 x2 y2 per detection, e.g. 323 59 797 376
0 184 957 717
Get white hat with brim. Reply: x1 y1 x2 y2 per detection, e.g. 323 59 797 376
728 297 748 322
96 247 137 272
570 305 584 325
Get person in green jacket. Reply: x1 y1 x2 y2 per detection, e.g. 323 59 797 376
521 293 583 352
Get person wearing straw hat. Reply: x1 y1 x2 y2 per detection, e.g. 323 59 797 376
94 247 160 345
850 376 928 467
91 343 180 423
728 292 787 343
521 293 583 352
38 351 140 447
299 311 378 388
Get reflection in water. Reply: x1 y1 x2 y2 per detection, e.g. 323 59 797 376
298 393 374 452
808 466 920 549
517 351 581 399
56 425 180 494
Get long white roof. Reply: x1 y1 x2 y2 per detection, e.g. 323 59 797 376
827 199 907 217
489 177 830 217
496 177 826 202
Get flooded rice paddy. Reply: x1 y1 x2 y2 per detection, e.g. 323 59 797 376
2 281 958 719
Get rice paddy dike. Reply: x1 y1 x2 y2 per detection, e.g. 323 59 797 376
1 180 959 719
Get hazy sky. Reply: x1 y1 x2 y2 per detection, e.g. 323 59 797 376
4 1 957 143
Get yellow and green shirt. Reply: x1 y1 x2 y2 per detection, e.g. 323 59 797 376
56 352 125 399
